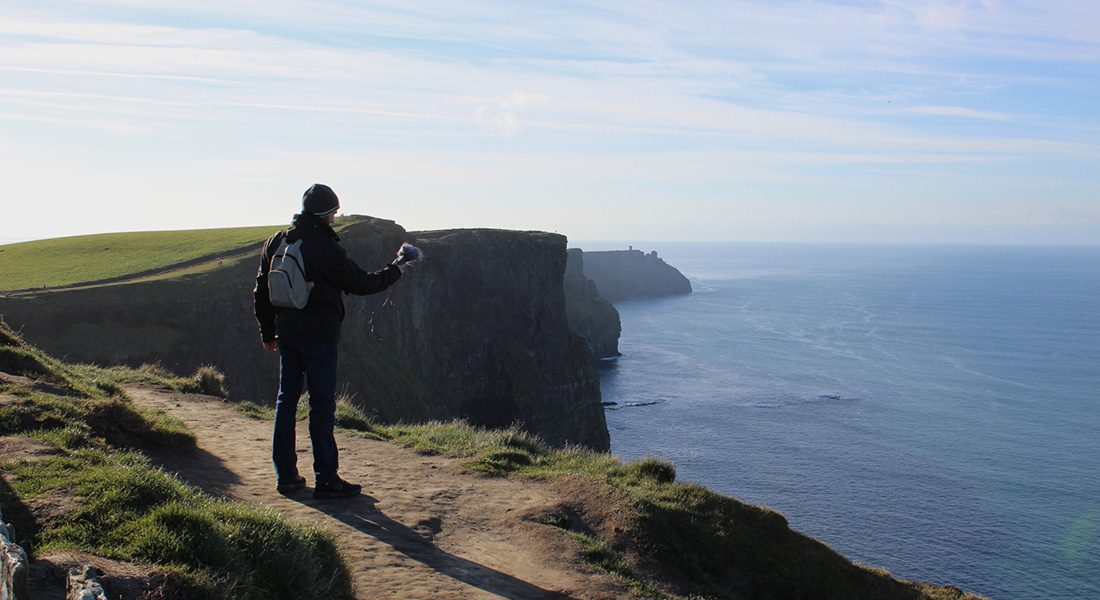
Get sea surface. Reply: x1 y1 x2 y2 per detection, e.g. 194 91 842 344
582 242 1100 600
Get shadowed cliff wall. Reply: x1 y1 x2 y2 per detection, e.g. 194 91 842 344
0 218 609 449
564 249 620 360
582 249 692 302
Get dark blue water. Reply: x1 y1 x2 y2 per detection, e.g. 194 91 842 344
589 243 1100 600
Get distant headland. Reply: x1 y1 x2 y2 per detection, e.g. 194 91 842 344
576 248 692 302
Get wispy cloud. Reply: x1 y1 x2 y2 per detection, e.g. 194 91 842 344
909 105 1015 121
0 110 151 134
1 1 1098 242
476 92 553 136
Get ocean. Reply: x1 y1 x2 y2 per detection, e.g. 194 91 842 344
583 243 1100 599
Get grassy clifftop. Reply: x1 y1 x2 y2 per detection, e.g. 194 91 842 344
0 225 287 292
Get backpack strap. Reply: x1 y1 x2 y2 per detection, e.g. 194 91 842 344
268 230 288 269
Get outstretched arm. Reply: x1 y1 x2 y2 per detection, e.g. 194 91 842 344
333 246 403 296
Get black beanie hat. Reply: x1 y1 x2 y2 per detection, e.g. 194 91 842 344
302 183 340 217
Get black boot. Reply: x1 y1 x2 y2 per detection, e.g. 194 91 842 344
276 474 306 494
313 476 362 499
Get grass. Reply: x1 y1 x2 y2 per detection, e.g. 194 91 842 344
236 398 307 422
560 527 666 599
0 216 365 291
1 449 351 599
72 362 228 399
0 391 195 452
0 319 353 599
0 328 196 452
236 394 373 432
0 225 281 291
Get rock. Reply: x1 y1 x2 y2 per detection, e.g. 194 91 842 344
67 565 108 600
580 249 692 302
362 227 609 449
1 506 29 600
564 249 621 360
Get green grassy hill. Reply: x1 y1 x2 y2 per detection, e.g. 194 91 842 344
0 225 283 292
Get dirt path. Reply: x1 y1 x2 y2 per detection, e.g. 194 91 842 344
125 385 630 600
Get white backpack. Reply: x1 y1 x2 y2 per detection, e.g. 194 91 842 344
268 236 314 309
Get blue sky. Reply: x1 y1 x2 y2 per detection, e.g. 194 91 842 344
1 1 1098 244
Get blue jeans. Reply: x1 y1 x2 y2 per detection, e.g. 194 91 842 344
273 340 340 483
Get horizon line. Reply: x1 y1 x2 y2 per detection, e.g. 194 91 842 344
3 229 1099 250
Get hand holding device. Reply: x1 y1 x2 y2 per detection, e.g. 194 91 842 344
392 243 423 271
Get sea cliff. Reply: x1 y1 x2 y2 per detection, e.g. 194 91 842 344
0 217 609 450
563 248 621 360
582 248 692 302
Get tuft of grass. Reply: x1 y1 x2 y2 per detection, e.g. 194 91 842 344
567 531 666 599
74 361 230 402
235 402 275 421
620 456 676 484
0 322 197 453
0 391 194 452
334 395 373 432
381 420 485 456
177 365 228 398
0 393 71 434
138 408 194 449
234 398 309 423
0 324 20 346
236 393 390 443
123 500 350 599
0 345 53 379
66 362 168 390
27 424 95 451
537 513 665 598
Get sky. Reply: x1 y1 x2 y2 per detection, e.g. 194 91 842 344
1 0 1098 245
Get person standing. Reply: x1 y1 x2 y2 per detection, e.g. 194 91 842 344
254 183 410 498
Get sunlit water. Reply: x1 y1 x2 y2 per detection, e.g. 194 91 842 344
586 243 1100 599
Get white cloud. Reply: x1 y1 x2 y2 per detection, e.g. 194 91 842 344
0 16 267 48
477 104 519 137
909 105 1014 121
1 1 1098 242
0 110 151 134
475 92 552 137
500 92 552 109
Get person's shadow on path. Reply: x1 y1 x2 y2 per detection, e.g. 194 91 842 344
144 445 244 499
284 491 570 599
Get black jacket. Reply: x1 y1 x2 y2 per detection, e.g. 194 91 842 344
254 213 401 344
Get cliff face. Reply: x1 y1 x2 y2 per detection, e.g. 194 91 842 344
563 249 620 360
581 249 692 302
374 228 609 449
0 218 609 450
